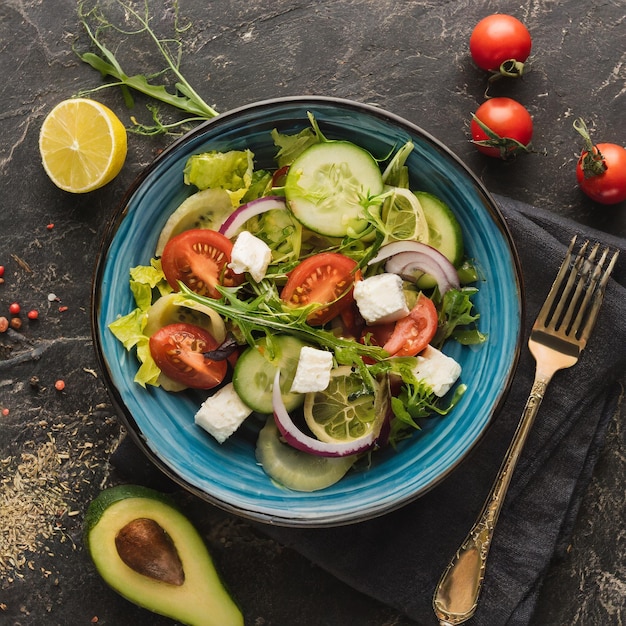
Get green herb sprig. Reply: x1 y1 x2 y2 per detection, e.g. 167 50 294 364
76 0 218 134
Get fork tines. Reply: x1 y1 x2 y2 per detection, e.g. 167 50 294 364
535 235 619 346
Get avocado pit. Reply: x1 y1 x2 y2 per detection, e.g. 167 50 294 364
115 517 185 586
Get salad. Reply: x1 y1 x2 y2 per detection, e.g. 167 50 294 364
110 114 485 491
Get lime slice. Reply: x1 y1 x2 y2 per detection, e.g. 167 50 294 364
304 366 381 444
382 187 429 243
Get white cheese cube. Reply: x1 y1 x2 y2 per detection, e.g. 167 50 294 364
194 382 253 443
353 273 409 324
412 345 462 397
290 346 334 394
228 230 272 282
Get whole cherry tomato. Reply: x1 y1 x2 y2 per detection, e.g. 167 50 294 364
470 97 533 159
470 14 531 77
574 119 626 205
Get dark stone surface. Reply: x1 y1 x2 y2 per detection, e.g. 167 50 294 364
0 1 624 624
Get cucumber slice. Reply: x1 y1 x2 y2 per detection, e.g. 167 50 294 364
144 293 226 343
232 335 307 414
414 192 464 289
284 141 383 237
155 188 233 256
255 417 357 491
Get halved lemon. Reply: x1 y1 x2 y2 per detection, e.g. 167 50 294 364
304 366 383 444
39 98 127 193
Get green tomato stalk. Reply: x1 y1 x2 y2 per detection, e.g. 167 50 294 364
573 118 608 179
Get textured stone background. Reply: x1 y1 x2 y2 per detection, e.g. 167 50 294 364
1 1 624 624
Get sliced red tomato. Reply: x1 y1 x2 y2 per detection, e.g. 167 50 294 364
361 321 395 348
161 229 244 299
149 322 227 389
280 252 361 326
382 293 438 357
271 165 290 188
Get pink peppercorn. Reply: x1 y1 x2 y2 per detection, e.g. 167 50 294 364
27 309 39 320
54 380 66 391
9 302 20 315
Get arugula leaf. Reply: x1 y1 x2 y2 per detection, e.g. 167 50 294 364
178 282 389 367
432 287 487 347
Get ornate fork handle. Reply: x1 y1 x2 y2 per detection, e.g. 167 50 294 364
433 373 551 626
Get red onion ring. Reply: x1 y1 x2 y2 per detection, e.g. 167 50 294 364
219 196 287 238
272 370 385 458
369 241 460 293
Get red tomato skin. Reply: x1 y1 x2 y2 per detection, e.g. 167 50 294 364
149 322 227 389
281 252 361 326
161 229 244 299
470 14 531 71
382 294 438 358
470 98 533 159
576 143 626 205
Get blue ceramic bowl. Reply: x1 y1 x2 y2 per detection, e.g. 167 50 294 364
92 96 523 527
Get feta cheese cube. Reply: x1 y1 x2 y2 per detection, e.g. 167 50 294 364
353 273 409 324
194 382 253 443
290 346 334 394
412 345 462 397
228 230 272 282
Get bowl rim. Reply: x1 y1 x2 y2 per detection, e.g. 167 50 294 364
91 95 525 526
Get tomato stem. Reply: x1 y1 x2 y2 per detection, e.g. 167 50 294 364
471 115 532 159
573 118 607 179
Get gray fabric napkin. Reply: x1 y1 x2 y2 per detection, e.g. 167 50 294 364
110 195 626 625
255 195 626 625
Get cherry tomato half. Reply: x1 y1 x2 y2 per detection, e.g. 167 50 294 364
382 293 438 357
470 14 531 74
470 97 533 159
576 142 626 205
161 229 244 298
281 252 361 326
149 322 227 389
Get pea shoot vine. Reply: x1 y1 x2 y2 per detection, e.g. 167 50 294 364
76 0 219 134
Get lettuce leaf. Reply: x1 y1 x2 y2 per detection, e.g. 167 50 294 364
108 261 168 388
183 149 254 205
271 127 319 168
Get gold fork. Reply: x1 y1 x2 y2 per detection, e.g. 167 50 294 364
433 235 619 626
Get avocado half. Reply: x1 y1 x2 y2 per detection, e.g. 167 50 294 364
84 485 243 626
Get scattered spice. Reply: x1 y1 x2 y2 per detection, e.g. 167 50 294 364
8 302 20 315
58 306 69 313
0 317 8 333
27 310 39 320
0 442 68 579
0 265 4 277
47 223 55 230
9 318 22 331
10 254 31 273
47 293 59 302
1 408 8 416
54 380 66 391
